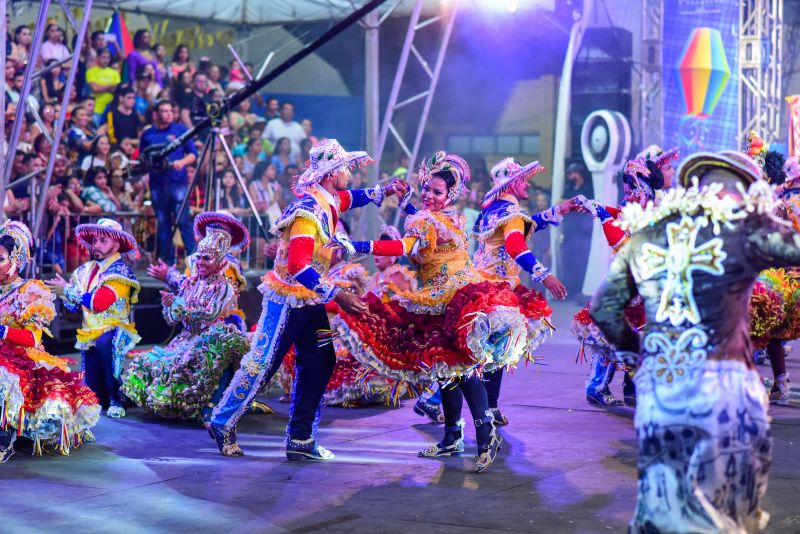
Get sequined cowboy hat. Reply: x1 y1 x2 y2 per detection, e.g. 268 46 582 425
194 211 250 251
637 144 680 169
482 157 545 208
0 219 34 268
678 150 763 188
293 138 373 196
75 218 139 259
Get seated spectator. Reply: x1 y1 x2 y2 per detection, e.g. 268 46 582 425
31 103 56 139
207 64 224 95
264 96 279 121
134 70 155 123
86 48 121 124
10 25 32 65
79 96 99 129
110 169 143 211
301 118 318 145
218 169 246 216
81 134 112 172
280 163 300 204
153 43 171 88
39 60 66 106
140 63 162 102
229 97 258 133
40 24 71 65
63 175 85 214
241 137 265 178
262 101 306 160
128 29 161 87
33 133 52 164
67 106 94 162
227 59 246 92
299 138 312 168
107 86 141 144
249 161 284 227
87 30 106 68
109 151 131 173
270 137 298 176
170 44 195 80
81 166 120 214
6 65 39 114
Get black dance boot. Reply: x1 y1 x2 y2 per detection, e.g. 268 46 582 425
208 424 245 457
622 371 637 407
419 419 465 457
0 430 16 463
474 411 503 473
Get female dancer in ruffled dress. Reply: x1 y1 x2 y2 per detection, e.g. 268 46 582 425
0 220 100 462
121 214 251 424
335 152 552 472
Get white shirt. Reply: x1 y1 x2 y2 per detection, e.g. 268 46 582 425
261 118 306 160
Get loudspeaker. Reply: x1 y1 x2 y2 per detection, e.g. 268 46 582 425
570 27 633 157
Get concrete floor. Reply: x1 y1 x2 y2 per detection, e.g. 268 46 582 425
3 302 800 534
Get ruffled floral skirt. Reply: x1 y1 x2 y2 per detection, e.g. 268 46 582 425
0 342 100 455
570 298 646 365
334 281 552 383
279 343 403 407
749 268 800 348
121 323 248 420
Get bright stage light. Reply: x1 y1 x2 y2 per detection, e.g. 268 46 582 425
507 0 519 13
468 0 553 14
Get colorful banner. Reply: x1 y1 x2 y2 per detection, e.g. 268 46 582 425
788 95 800 158
662 1 740 153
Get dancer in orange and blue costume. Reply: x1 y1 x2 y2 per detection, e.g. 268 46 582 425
472 157 589 425
335 152 553 473
207 138 408 460
0 220 100 462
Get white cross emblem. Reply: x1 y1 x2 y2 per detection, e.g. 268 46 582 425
639 216 726 326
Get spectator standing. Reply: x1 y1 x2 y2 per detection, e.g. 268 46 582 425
127 30 161 87
227 59 246 92
207 64 224 95
86 30 106 67
170 45 195 80
31 103 56 139
264 97 279 121
107 86 141 144
261 102 306 160
229 97 258 132
110 169 142 211
218 169 246 216
86 48 121 124
250 160 283 227
241 137 265 178
180 72 209 129
40 24 71 65
140 99 197 264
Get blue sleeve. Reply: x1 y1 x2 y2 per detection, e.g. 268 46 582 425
293 266 340 303
344 186 385 210
515 251 549 283
403 202 418 216
530 206 563 232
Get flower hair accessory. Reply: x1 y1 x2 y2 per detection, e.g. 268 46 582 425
419 151 471 203
0 220 34 273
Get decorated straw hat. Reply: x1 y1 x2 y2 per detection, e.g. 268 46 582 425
379 224 402 241
194 211 250 251
637 144 680 169
0 219 34 270
293 138 373 196
75 218 139 259
784 157 800 183
419 151 471 203
482 157 544 208
678 151 763 188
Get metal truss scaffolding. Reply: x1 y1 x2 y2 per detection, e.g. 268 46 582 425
739 0 783 143
640 0 663 147
1 0 93 249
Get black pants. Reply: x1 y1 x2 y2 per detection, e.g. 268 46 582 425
484 369 503 409
212 303 336 441
440 375 491 446
83 330 121 408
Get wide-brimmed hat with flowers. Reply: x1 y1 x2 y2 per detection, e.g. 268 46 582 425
481 157 545 208
75 218 139 259
194 211 250 251
293 138 373 196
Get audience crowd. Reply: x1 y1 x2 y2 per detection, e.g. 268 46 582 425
4 20 552 273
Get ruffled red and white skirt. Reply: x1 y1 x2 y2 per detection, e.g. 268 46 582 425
334 281 552 384
0 342 100 455
570 298 646 365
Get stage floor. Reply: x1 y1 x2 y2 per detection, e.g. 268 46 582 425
4 302 800 533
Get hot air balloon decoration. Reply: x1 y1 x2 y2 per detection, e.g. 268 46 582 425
676 27 731 118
